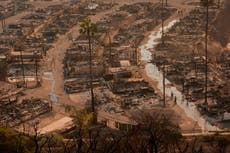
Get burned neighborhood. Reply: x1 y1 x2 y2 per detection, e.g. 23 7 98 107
0 0 230 153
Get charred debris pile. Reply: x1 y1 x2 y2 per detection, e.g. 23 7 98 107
0 82 51 128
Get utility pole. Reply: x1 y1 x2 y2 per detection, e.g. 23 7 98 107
163 64 166 107
204 1 210 106
34 51 38 86
161 0 165 46
20 49 25 86
134 44 138 65
1 19 3 32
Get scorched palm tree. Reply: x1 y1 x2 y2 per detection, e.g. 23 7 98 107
79 18 97 116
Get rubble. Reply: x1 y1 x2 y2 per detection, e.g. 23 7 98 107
219 50 230 78
151 6 230 129
62 2 176 115
0 1 32 19
0 81 51 128
0 98 51 128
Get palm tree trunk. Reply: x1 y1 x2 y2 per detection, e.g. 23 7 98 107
87 28 95 114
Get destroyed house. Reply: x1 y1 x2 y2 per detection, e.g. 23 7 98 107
9 50 42 62
111 79 153 95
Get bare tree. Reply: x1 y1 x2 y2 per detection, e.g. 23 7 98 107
130 111 182 153
30 120 48 153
